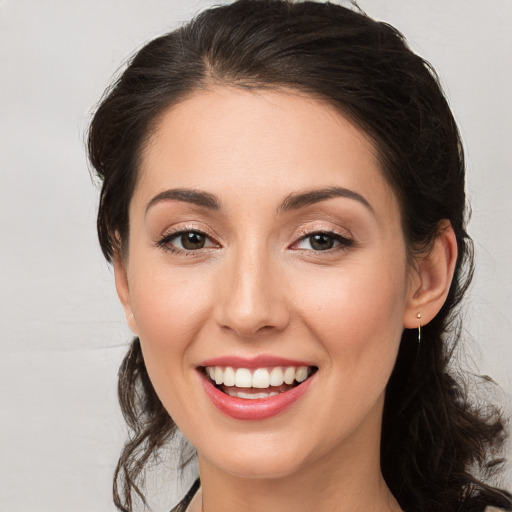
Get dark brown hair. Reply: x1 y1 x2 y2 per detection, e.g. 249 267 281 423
87 1 511 511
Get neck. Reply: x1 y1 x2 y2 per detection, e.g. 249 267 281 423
198 470 399 512
196 409 401 512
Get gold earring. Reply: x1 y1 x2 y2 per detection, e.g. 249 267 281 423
416 313 422 343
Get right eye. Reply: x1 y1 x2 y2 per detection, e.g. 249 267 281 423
157 230 218 253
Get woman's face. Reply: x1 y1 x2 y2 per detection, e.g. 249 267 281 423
116 88 420 480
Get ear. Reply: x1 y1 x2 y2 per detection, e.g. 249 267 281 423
403 221 458 329
113 250 139 335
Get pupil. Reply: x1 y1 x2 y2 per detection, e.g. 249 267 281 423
310 234 334 251
182 232 205 250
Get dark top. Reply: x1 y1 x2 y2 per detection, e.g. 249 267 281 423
170 478 512 512
171 478 200 512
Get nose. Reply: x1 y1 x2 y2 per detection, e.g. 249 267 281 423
214 246 290 338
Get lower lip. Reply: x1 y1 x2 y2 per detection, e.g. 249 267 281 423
200 372 315 421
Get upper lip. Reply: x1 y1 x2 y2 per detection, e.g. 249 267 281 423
198 355 316 369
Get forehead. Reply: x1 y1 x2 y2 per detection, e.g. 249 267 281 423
135 87 398 219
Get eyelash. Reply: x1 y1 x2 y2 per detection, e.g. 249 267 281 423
156 228 354 255
156 226 219 255
291 229 354 253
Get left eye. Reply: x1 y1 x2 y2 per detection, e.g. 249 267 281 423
294 232 351 251
161 231 216 251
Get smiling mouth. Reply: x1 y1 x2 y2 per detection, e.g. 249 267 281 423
202 365 318 399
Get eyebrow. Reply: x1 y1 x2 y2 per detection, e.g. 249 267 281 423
278 186 373 213
145 185 373 216
145 188 220 215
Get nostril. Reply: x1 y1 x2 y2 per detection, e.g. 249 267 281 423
213 274 291 335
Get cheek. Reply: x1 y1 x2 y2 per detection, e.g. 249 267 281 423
282 260 408 446
127 265 218 432
292 259 407 374
128 263 213 373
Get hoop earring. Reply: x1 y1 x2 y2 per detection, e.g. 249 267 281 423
417 313 422 343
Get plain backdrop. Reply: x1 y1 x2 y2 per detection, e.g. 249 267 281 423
1 1 511 510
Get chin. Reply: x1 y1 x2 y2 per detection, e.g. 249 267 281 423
201 446 310 480
194 420 345 482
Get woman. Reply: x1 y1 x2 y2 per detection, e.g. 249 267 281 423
87 1 511 511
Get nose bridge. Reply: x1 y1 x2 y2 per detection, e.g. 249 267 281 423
216 239 289 336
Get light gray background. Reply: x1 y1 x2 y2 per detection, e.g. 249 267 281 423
1 1 511 511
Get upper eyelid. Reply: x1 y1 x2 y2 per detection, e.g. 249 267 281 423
159 224 218 240
156 231 220 257
155 226 221 252
160 228 351 241
293 225 353 241
155 223 354 248
294 231 352 243
289 228 355 251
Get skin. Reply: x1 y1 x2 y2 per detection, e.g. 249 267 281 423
114 87 457 512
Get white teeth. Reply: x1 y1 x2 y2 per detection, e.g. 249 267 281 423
283 367 296 385
223 367 236 386
252 368 270 388
204 365 313 389
295 366 309 383
269 367 284 386
224 389 280 399
235 368 252 388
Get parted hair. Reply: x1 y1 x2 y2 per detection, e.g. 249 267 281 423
87 1 511 511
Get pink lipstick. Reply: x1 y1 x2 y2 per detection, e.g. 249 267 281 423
198 356 317 420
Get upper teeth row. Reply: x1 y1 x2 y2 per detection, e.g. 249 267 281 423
205 366 311 389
